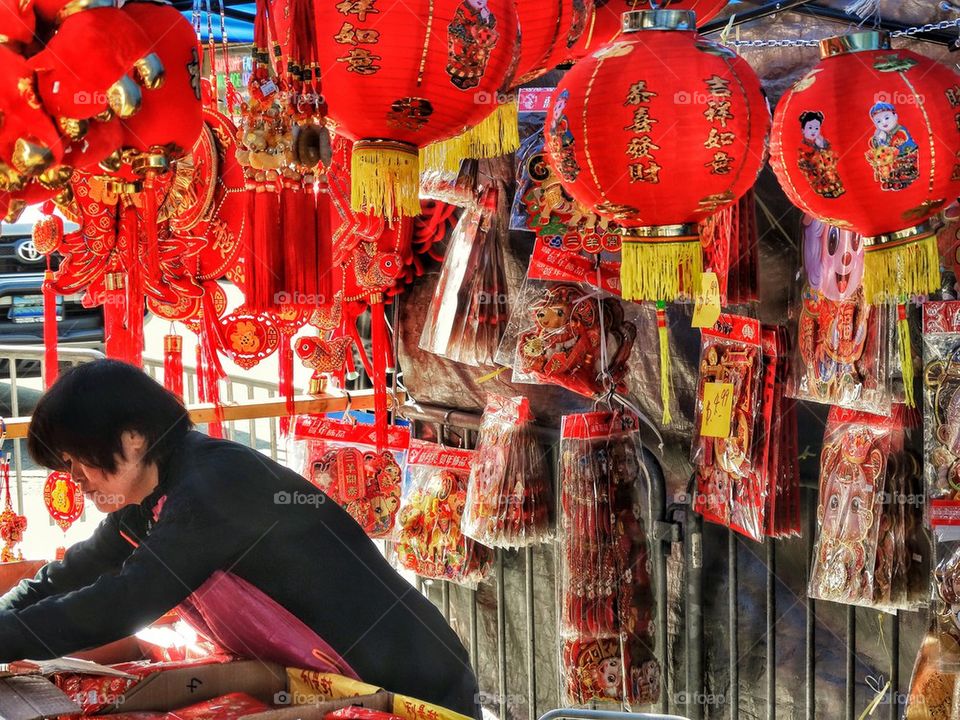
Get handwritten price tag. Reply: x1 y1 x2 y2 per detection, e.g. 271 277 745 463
701 381 734 438
691 271 721 329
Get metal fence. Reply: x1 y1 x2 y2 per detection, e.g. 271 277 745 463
0 347 918 720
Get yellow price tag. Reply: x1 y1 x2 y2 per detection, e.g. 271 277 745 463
691 271 721 329
701 381 734 438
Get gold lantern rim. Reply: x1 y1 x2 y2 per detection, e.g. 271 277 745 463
619 223 700 242
862 219 943 250
819 30 892 59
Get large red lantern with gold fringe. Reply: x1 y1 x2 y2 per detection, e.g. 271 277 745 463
771 31 960 304
314 0 517 218
545 9 768 303
573 0 727 60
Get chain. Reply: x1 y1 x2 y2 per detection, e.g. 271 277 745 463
721 17 960 49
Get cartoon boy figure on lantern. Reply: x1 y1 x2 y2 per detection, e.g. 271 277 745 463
446 0 499 90
797 110 845 198
865 101 919 191
547 90 581 183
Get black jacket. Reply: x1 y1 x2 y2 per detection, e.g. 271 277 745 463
0 431 478 717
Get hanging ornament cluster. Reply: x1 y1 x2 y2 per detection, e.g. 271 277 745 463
313 0 518 217
0 1 203 224
544 9 769 304
771 31 960 304
0 450 26 563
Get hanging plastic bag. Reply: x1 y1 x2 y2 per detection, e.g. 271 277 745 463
461 395 553 548
291 414 410 539
395 439 493 585
419 186 508 367
557 411 659 707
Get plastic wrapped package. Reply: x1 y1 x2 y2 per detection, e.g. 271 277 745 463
290 415 410 539
461 395 553 548
923 301 960 506
395 440 492 585
809 406 925 611
788 215 895 414
496 243 637 398
419 186 508 367
904 629 957 720
557 412 659 707
420 159 480 208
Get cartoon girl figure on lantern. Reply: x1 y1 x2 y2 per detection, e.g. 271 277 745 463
548 90 582 182
446 0 499 90
797 110 845 198
865 101 919 191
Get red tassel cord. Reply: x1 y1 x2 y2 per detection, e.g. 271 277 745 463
42 264 59 389
315 178 333 302
279 338 295 435
247 180 282 310
369 298 389 451
164 332 184 400
345 310 373 379
124 222 144 368
141 172 161 285
282 179 301 303
103 273 127 362
200 289 227 436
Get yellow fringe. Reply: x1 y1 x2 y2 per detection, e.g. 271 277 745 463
620 240 703 303
420 101 520 173
351 144 422 218
657 306 672 426
897 304 916 408
861 235 940 305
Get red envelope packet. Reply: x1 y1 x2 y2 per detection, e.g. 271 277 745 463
325 708 404 720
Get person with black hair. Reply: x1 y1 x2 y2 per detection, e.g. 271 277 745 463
0 360 479 718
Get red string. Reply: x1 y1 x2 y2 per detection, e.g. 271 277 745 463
42 263 58 388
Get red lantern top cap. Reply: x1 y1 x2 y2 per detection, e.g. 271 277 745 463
819 30 891 59
623 9 697 32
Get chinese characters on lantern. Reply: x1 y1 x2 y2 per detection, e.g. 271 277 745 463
702 74 735 176
624 79 661 184
334 0 382 74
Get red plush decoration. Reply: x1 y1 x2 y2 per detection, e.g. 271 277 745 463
0 0 36 51
120 3 203 162
574 0 727 60
544 9 767 302
770 30 960 303
314 0 517 217
60 117 125 172
29 8 156 122
0 46 61 179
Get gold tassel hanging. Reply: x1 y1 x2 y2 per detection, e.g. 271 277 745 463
861 229 940 305
620 232 704 303
351 140 422 218
420 100 520 173
656 302 672 426
897 302 916 408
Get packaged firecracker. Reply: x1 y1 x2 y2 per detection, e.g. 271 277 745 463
556 411 660 707
419 186 508 367
395 440 493 584
693 322 801 541
496 240 636 399
461 395 552 548
291 415 410 539
808 406 926 611
788 215 894 414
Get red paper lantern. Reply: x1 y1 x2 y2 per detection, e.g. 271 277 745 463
573 0 727 60
770 31 960 303
544 9 768 302
314 0 517 217
510 0 564 86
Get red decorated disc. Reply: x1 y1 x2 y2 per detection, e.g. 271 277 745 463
43 472 84 532
219 307 281 369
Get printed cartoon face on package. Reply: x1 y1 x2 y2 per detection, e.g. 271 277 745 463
810 417 889 604
562 636 660 706
925 351 960 502
697 327 761 479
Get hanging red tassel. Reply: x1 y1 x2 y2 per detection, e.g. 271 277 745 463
199 290 226 436
42 266 59 388
369 297 389 450
164 333 184 400
247 180 282 310
282 179 301 303
125 228 144 368
300 175 318 298
141 172 161 284
315 178 333 303
279 338 295 435
103 272 127 361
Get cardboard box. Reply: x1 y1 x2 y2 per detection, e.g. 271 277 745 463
244 692 394 720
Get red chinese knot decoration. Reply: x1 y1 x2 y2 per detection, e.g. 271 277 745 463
544 9 768 303
770 31 960 304
43 471 83 532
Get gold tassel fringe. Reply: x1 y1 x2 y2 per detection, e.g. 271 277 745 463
620 239 703 303
420 101 520 173
861 235 940 305
897 303 915 408
657 303 672 426
351 142 422 218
